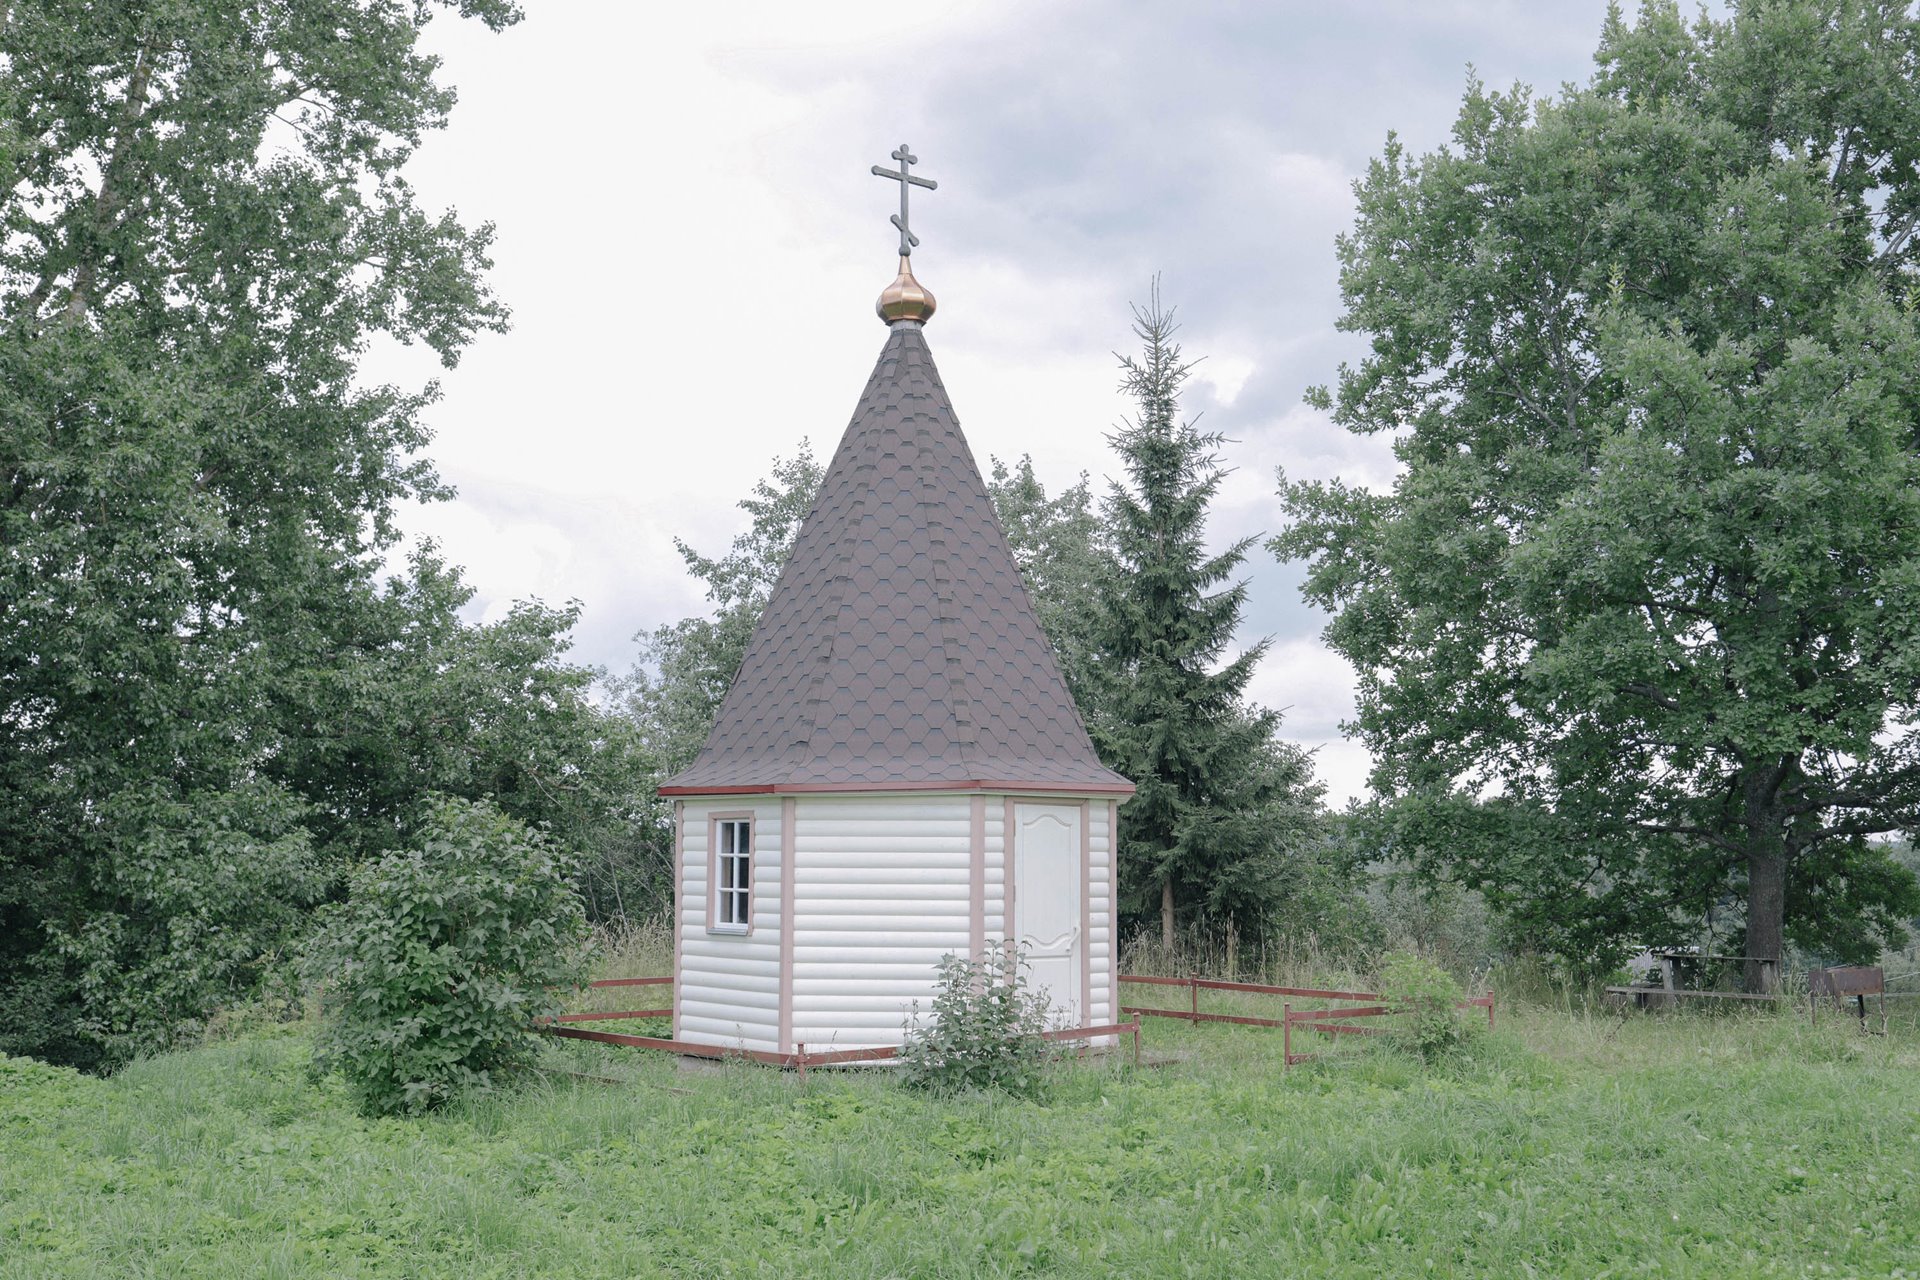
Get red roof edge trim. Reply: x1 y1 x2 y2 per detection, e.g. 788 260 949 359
658 778 1136 798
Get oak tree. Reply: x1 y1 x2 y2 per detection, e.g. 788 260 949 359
1276 0 1920 985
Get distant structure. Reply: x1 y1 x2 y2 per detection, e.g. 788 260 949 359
657 147 1134 1055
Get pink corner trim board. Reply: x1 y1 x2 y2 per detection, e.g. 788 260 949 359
671 800 683 1040
1108 799 1120 1024
969 796 986 965
1003 796 1018 961
658 778 1135 797
778 796 796 1053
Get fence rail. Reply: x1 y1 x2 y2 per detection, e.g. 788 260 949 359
1119 973 1495 1068
534 977 1142 1073
534 976 674 1025
539 972 1497 1073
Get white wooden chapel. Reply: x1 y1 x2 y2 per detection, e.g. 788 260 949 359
656 146 1134 1056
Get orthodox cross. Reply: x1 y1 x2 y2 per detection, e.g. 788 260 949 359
870 144 937 256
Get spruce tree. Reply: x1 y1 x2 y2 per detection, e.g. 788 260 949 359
1098 286 1321 948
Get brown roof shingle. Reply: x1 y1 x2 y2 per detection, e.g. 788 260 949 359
660 323 1132 795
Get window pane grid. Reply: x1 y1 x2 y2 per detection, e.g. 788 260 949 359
714 819 752 931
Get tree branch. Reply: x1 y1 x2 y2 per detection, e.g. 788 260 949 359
1620 681 1682 712
1875 208 1920 272
1779 771 1919 818
1630 819 1746 857
60 34 159 323
1792 815 1909 848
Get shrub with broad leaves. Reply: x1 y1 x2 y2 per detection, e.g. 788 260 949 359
1378 950 1478 1063
311 797 591 1115
898 948 1054 1096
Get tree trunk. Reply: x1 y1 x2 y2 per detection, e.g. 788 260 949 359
1745 848 1786 994
1160 877 1175 951
1743 769 1787 995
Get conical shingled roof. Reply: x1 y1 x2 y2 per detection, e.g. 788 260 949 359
659 323 1132 796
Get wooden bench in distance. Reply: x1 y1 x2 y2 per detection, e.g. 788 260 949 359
1808 966 1886 1032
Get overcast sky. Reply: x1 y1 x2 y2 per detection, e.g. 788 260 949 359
369 0 1619 805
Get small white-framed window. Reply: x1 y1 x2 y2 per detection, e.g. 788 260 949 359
710 817 753 934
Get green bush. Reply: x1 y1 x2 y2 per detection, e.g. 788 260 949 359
898 948 1054 1096
311 798 591 1115
1378 950 1478 1063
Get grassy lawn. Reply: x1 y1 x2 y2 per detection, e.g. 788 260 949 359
3 999 1917 1279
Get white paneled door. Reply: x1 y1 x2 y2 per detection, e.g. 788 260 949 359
1013 803 1082 1024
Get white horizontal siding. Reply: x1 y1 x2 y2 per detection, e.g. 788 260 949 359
672 964 777 996
674 789 1123 1056
792 991 948 1012
794 835 971 853
793 850 971 870
1090 802 1115 1025
793 943 966 962
677 798 783 1051
791 914 971 931
984 804 1006 946
794 882 975 901
793 975 952 993
682 988 779 1012
671 952 776 978
790 1011 932 1031
790 794 970 1049
679 1015 779 1051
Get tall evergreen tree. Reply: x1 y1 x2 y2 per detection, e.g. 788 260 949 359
1098 287 1322 946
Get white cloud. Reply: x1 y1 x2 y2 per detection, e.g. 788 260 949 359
1308 738 1379 813
1246 637 1374 807
1248 636 1361 741
362 0 1618 800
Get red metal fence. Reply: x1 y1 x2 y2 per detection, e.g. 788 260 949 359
1119 973 1495 1069
537 973 1495 1073
534 977 1142 1074
541 975 673 1024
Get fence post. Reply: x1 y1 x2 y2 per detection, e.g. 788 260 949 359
797 1042 807 1083
1132 1015 1141 1068
1487 990 1496 1032
1282 1001 1291 1071
1189 972 1199 1024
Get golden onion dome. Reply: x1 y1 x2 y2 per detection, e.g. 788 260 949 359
875 255 936 325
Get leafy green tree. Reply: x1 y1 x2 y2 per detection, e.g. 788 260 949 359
617 443 821 774
311 796 591 1116
0 1 650 1065
987 455 1107 717
271 546 663 926
1275 0 1920 986
1376 951 1478 1064
1099 286 1323 947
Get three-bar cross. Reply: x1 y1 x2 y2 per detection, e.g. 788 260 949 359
870 144 937 256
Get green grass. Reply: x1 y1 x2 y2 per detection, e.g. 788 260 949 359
3 1003 1918 1278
